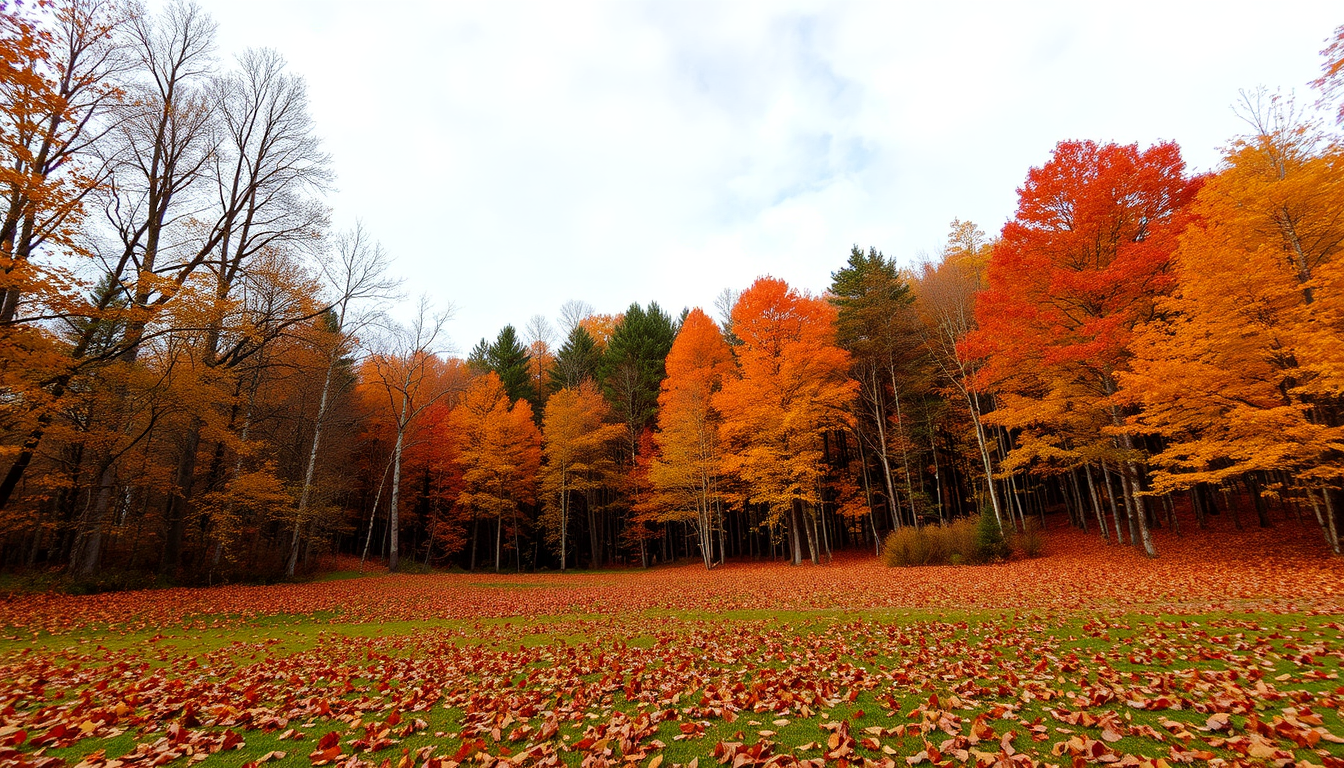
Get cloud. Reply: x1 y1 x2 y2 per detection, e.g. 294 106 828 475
199 0 1340 348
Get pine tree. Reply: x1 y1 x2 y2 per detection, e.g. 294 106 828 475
471 326 535 405
550 325 603 391
601 302 677 455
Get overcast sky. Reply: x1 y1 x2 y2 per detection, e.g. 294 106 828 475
194 1 1340 351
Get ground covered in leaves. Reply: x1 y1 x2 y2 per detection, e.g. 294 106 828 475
0 524 1341 768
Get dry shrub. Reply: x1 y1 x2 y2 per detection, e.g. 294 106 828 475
883 517 980 566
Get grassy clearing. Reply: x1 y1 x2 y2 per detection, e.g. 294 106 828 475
3 603 1342 767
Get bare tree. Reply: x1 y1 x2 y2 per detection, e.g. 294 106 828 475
362 297 453 572
286 225 398 577
558 299 594 335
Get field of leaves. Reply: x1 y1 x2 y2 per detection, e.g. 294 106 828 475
0 523 1341 768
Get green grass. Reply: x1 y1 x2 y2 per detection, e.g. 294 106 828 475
2 604 1341 767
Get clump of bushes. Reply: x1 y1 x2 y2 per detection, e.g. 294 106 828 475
1010 518 1045 558
882 514 1022 567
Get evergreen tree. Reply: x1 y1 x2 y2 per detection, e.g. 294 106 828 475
600 302 677 452
467 338 491 373
550 325 603 392
470 326 535 404
829 246 929 530
487 325 534 404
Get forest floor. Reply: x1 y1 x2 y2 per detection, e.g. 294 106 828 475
0 520 1341 768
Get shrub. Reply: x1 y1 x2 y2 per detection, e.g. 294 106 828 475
1012 519 1045 558
974 512 1012 563
945 517 978 560
882 517 980 567
882 526 927 566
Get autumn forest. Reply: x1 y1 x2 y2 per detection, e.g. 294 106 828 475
4 3 1344 768
2 2 1343 589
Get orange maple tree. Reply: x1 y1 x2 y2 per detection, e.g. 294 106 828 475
1121 101 1344 552
714 277 855 565
965 140 1199 557
646 308 735 569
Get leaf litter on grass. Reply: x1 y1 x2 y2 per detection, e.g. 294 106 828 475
0 526 1341 768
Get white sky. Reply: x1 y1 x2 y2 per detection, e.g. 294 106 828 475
196 0 1341 351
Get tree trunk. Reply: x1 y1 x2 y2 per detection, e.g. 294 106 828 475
161 417 203 576
1103 463 1125 545
1084 463 1108 542
72 460 117 577
387 409 407 572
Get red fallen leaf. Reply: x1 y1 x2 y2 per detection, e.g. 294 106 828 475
316 732 340 751
449 738 485 762
3 730 25 747
221 729 244 751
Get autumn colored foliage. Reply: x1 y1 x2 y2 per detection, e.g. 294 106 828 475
0 4 1341 590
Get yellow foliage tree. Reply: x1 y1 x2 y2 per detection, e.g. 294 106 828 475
449 372 541 572
1122 99 1344 552
539 382 622 570
647 308 734 569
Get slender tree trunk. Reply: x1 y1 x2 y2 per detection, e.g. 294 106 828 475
1317 489 1340 555
1103 462 1125 545
387 404 408 572
289 344 341 578
1068 468 1088 533
890 377 918 528
1085 463 1108 542
788 503 803 565
469 512 478 571
1126 463 1156 557
929 420 944 524
968 393 1003 530
560 479 568 572
867 370 902 531
359 455 393 571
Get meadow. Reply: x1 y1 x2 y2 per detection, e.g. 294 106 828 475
1 523 1341 768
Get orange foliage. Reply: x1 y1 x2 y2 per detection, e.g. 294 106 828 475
1121 109 1344 543
449 372 541 533
715 278 855 546
647 308 735 567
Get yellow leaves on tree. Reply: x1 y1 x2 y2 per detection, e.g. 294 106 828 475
449 372 541 572
646 308 734 569
539 382 623 571
1121 107 1344 551
714 277 855 565
197 462 296 563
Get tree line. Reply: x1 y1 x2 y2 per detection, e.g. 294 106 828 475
1 2 1340 585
